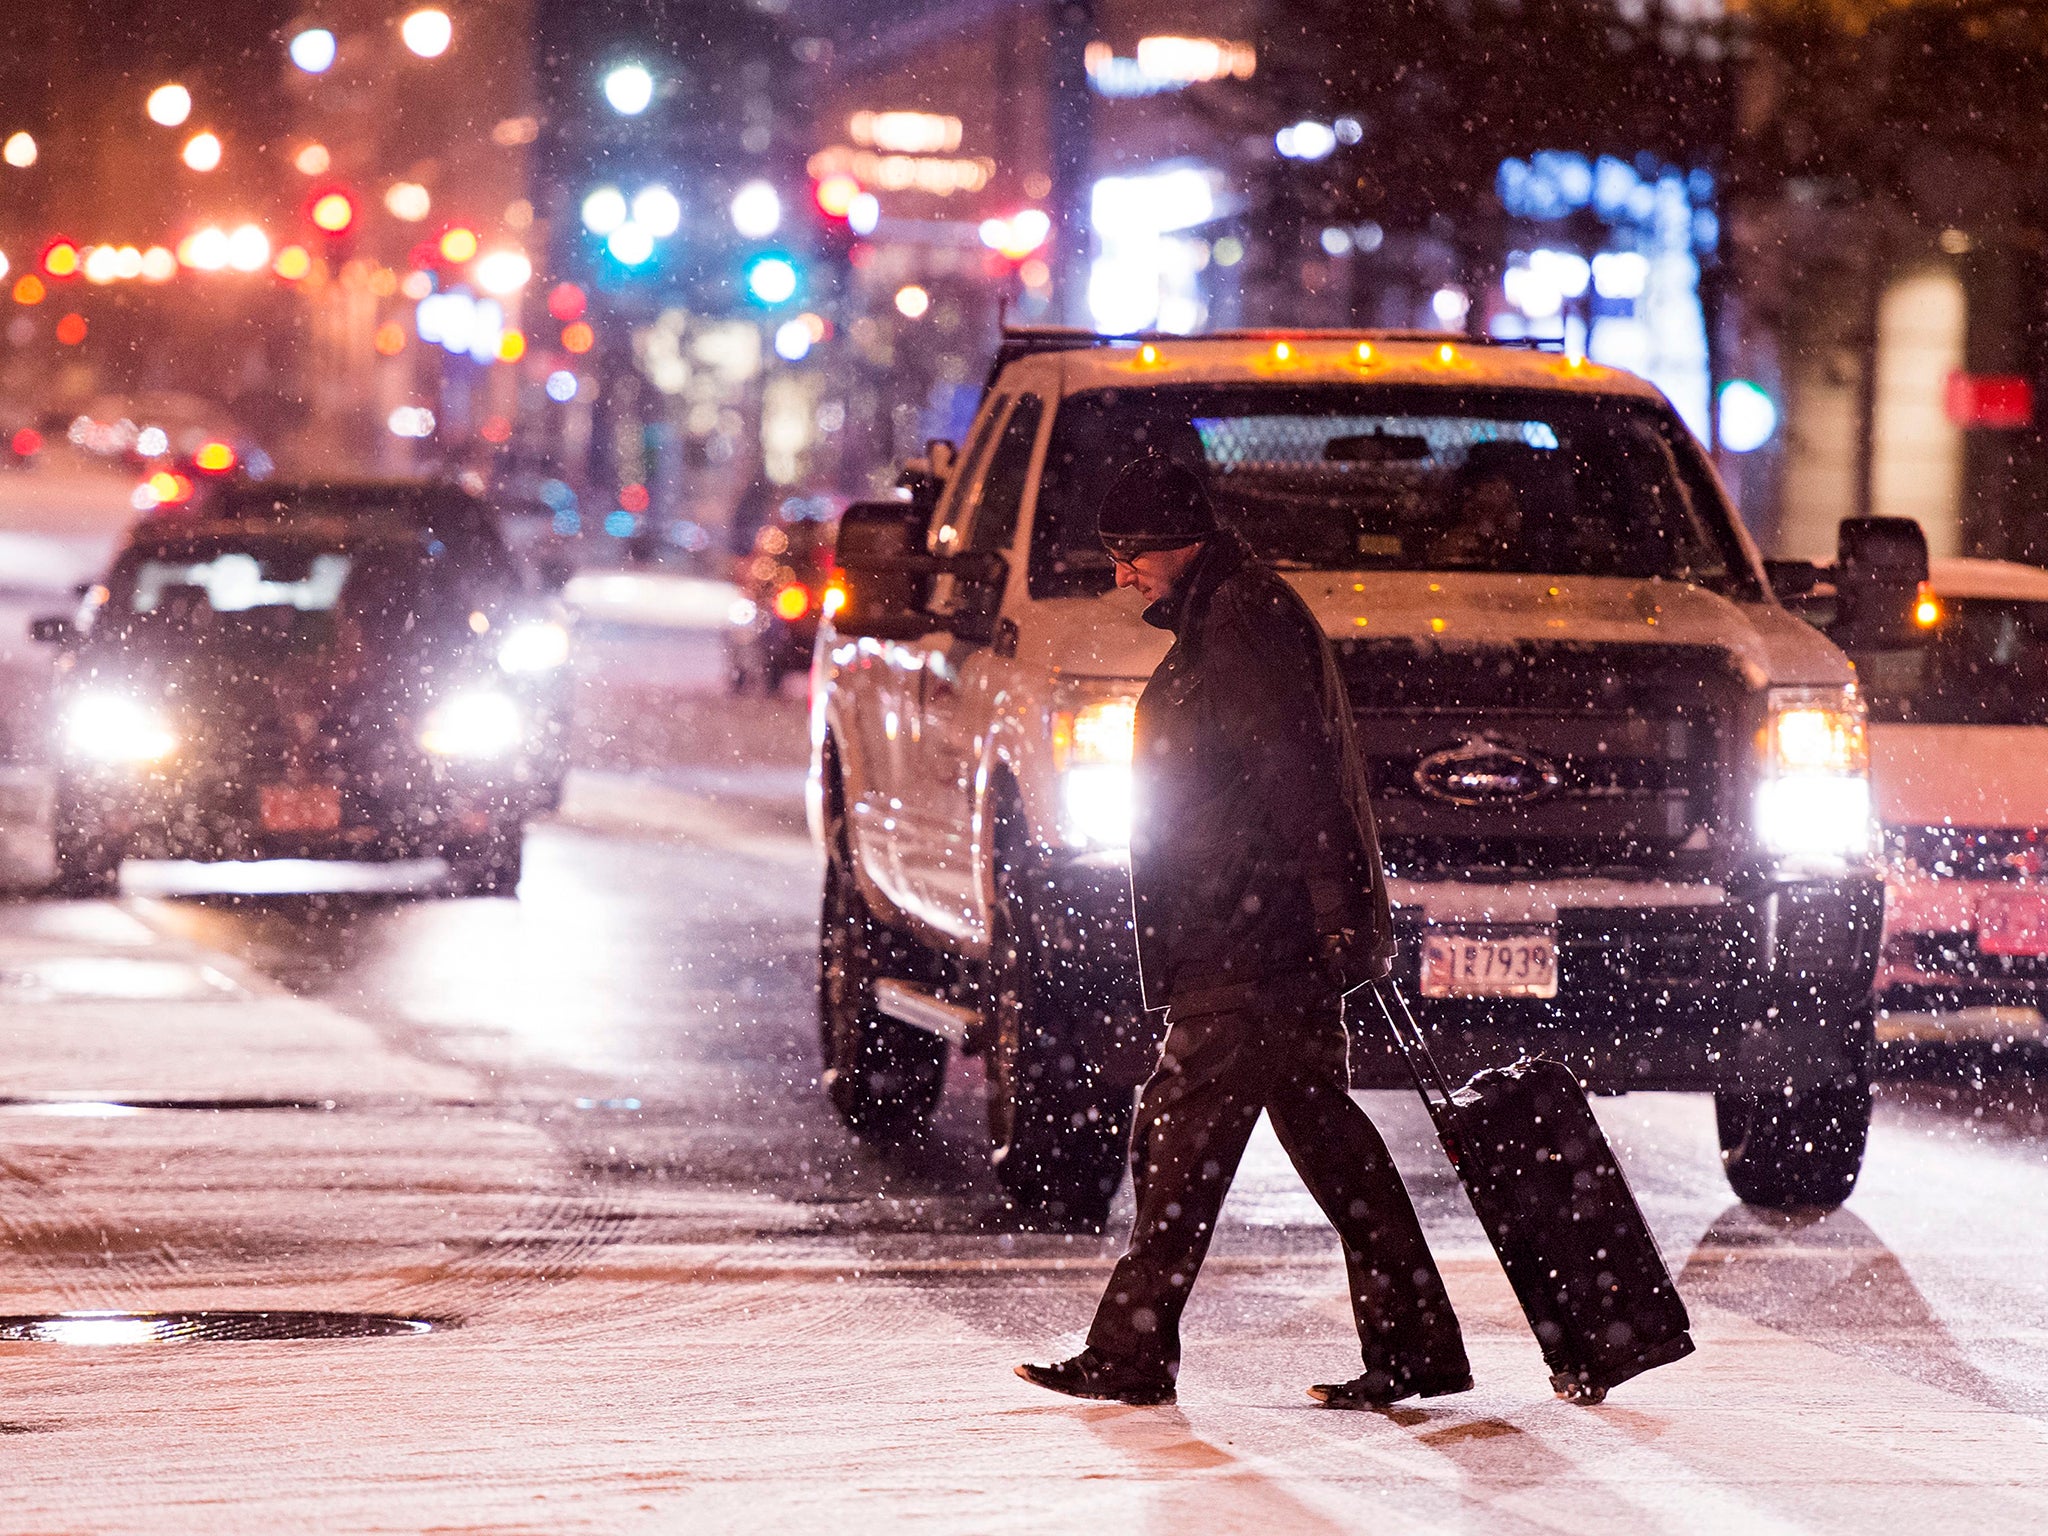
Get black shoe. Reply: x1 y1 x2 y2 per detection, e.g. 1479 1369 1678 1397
1015 1348 1177 1406
1307 1367 1474 1409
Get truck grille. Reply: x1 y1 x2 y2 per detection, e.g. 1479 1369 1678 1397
1340 638 1744 879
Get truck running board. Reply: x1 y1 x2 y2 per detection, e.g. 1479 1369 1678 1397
873 978 978 1047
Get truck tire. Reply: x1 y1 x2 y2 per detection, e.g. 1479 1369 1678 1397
50 822 122 899
446 822 525 897
818 788 945 1146
1716 1075 1871 1210
984 825 1131 1232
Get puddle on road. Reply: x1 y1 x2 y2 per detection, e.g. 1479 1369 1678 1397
0 1311 447 1344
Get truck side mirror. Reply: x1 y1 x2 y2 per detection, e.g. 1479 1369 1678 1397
827 501 937 641
1764 559 1825 603
897 441 957 521
1836 516 1929 586
1830 516 1930 649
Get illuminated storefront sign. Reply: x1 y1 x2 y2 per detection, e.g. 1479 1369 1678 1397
1086 37 1255 97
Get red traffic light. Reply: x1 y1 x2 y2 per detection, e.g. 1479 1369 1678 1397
546 282 587 323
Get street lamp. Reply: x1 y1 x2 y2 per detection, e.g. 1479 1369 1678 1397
401 9 452 60
632 186 681 238
182 132 222 172
474 250 532 295
290 29 338 74
581 187 627 235
146 85 192 127
730 180 781 240
603 64 654 116
607 224 655 266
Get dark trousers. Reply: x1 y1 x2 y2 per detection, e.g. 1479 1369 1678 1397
1087 983 1468 1384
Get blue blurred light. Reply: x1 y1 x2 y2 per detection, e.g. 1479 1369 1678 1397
552 508 581 536
1275 121 1336 161
774 318 812 361
744 254 799 306
290 29 337 74
604 509 638 537
607 222 655 266
545 370 579 403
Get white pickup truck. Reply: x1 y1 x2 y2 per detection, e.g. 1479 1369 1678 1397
810 328 1884 1229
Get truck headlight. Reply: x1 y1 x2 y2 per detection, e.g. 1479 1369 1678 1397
1052 684 1139 849
496 620 571 675
420 691 524 758
62 694 176 764
1755 686 1872 863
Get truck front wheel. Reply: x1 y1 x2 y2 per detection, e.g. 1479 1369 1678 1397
984 834 1130 1232
818 797 945 1146
1716 1076 1871 1210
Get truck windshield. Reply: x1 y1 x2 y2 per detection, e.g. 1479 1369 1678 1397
1029 383 1756 598
1856 598 2048 726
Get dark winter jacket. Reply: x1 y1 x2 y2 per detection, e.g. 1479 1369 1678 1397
1128 527 1395 1009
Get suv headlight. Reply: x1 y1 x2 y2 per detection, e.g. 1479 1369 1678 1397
1052 681 1140 849
420 690 524 758
496 620 571 675
62 694 176 764
1755 685 1873 864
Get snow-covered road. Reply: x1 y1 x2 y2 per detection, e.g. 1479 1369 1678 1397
1 757 2044 1530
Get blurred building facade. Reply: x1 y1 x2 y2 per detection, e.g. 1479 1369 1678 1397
4 2 2045 568
0 0 538 481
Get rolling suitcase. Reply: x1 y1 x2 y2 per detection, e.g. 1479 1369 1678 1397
1364 979 1695 1402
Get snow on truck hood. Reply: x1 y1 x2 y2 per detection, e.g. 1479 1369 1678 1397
1050 572 1852 691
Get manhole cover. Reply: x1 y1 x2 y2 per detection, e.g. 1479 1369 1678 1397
0 959 239 1002
0 1311 444 1344
0 1097 338 1117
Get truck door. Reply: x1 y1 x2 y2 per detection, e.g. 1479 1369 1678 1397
855 398 1008 922
899 393 1044 943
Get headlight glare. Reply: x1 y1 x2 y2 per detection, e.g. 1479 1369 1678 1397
496 621 571 674
420 691 524 758
1053 684 1140 848
1756 686 1872 862
62 695 176 764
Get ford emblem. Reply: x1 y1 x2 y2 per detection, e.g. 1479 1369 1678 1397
1412 736 1562 808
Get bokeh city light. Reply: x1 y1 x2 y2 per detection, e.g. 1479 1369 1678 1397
401 10 453 59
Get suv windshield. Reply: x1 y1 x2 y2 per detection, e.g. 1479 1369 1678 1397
1029 384 1755 598
1856 597 2048 726
93 534 473 656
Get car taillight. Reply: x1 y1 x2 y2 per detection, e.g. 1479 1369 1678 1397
773 582 811 622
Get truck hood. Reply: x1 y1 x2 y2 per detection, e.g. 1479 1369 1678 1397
1051 572 1852 691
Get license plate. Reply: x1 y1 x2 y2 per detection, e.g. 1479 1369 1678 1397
1978 889 2048 957
258 784 342 833
1419 929 1559 998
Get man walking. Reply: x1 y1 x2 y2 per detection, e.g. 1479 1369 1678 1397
1016 454 1471 1409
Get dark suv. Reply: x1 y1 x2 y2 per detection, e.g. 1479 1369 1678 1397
34 481 571 896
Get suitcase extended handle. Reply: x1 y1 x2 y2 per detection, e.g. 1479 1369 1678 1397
1356 978 1459 1117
